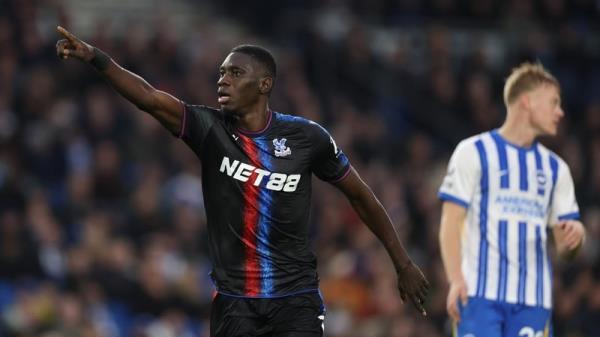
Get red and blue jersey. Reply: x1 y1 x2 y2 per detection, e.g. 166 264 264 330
177 104 350 297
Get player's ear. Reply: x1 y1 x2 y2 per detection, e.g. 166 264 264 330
520 92 532 111
259 76 273 95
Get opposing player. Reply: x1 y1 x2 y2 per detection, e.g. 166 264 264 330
56 26 429 337
439 62 586 337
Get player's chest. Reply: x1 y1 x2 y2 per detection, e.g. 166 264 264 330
208 128 312 175
486 160 552 198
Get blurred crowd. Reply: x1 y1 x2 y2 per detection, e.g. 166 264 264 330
0 0 599 336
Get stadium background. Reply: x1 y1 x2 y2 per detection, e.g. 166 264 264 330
0 0 599 336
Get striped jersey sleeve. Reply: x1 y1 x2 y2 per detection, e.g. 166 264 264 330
438 137 481 208
548 158 580 226
307 121 351 183
177 103 221 151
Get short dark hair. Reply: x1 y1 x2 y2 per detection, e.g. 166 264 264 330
231 44 277 78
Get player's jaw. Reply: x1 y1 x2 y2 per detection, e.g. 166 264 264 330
529 85 564 137
217 88 249 114
541 104 563 136
217 82 260 114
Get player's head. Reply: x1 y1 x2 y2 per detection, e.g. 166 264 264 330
503 62 563 136
217 45 276 114
230 45 277 79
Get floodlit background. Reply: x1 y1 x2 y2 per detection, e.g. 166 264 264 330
0 0 599 336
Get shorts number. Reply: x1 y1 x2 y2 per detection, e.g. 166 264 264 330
518 327 543 337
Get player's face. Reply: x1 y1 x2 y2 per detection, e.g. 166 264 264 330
217 52 263 114
527 84 564 136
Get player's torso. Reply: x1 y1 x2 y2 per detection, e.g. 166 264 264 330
200 112 313 226
480 132 555 224
464 131 557 308
198 112 320 296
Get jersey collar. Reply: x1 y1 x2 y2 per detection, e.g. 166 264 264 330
236 110 274 138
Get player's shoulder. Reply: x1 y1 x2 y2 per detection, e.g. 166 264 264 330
273 111 312 126
185 104 221 118
453 131 490 153
535 142 570 170
273 111 328 136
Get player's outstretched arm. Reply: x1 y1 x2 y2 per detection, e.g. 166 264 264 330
334 167 430 316
55 26 182 135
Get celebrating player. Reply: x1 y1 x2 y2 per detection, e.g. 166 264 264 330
439 62 586 337
56 26 429 337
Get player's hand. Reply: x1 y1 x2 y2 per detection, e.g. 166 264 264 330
56 26 94 62
557 220 585 251
396 261 430 316
446 277 468 322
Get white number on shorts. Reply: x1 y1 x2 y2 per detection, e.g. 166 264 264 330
518 327 543 337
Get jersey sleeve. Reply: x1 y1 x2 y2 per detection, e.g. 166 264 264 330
176 103 221 150
438 139 480 209
308 122 351 182
548 160 580 226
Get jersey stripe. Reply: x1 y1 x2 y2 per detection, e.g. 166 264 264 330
475 139 489 297
534 146 544 196
497 220 508 301
518 221 527 304
558 212 580 220
439 192 470 208
548 155 559 210
492 132 509 189
535 225 544 306
518 149 528 191
543 228 552 308
256 138 274 295
240 135 262 296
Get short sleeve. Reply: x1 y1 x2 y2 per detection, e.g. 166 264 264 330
548 161 580 226
177 103 221 150
308 122 351 182
438 140 480 209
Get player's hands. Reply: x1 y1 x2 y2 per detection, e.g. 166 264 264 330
557 220 585 251
396 261 430 316
446 277 468 322
56 26 94 62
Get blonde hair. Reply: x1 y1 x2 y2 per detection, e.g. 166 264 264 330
503 62 560 106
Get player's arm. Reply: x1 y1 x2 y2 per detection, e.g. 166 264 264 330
334 167 430 315
55 26 182 135
437 139 479 322
551 220 586 260
547 161 586 261
439 201 468 322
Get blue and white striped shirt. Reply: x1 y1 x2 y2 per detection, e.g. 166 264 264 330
439 130 579 309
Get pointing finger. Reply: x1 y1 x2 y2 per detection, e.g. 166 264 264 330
57 26 77 42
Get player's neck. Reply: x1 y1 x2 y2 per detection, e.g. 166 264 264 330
498 115 537 148
235 104 271 133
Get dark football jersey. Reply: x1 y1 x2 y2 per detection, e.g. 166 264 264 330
177 104 350 298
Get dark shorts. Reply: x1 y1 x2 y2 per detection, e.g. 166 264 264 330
210 291 325 337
